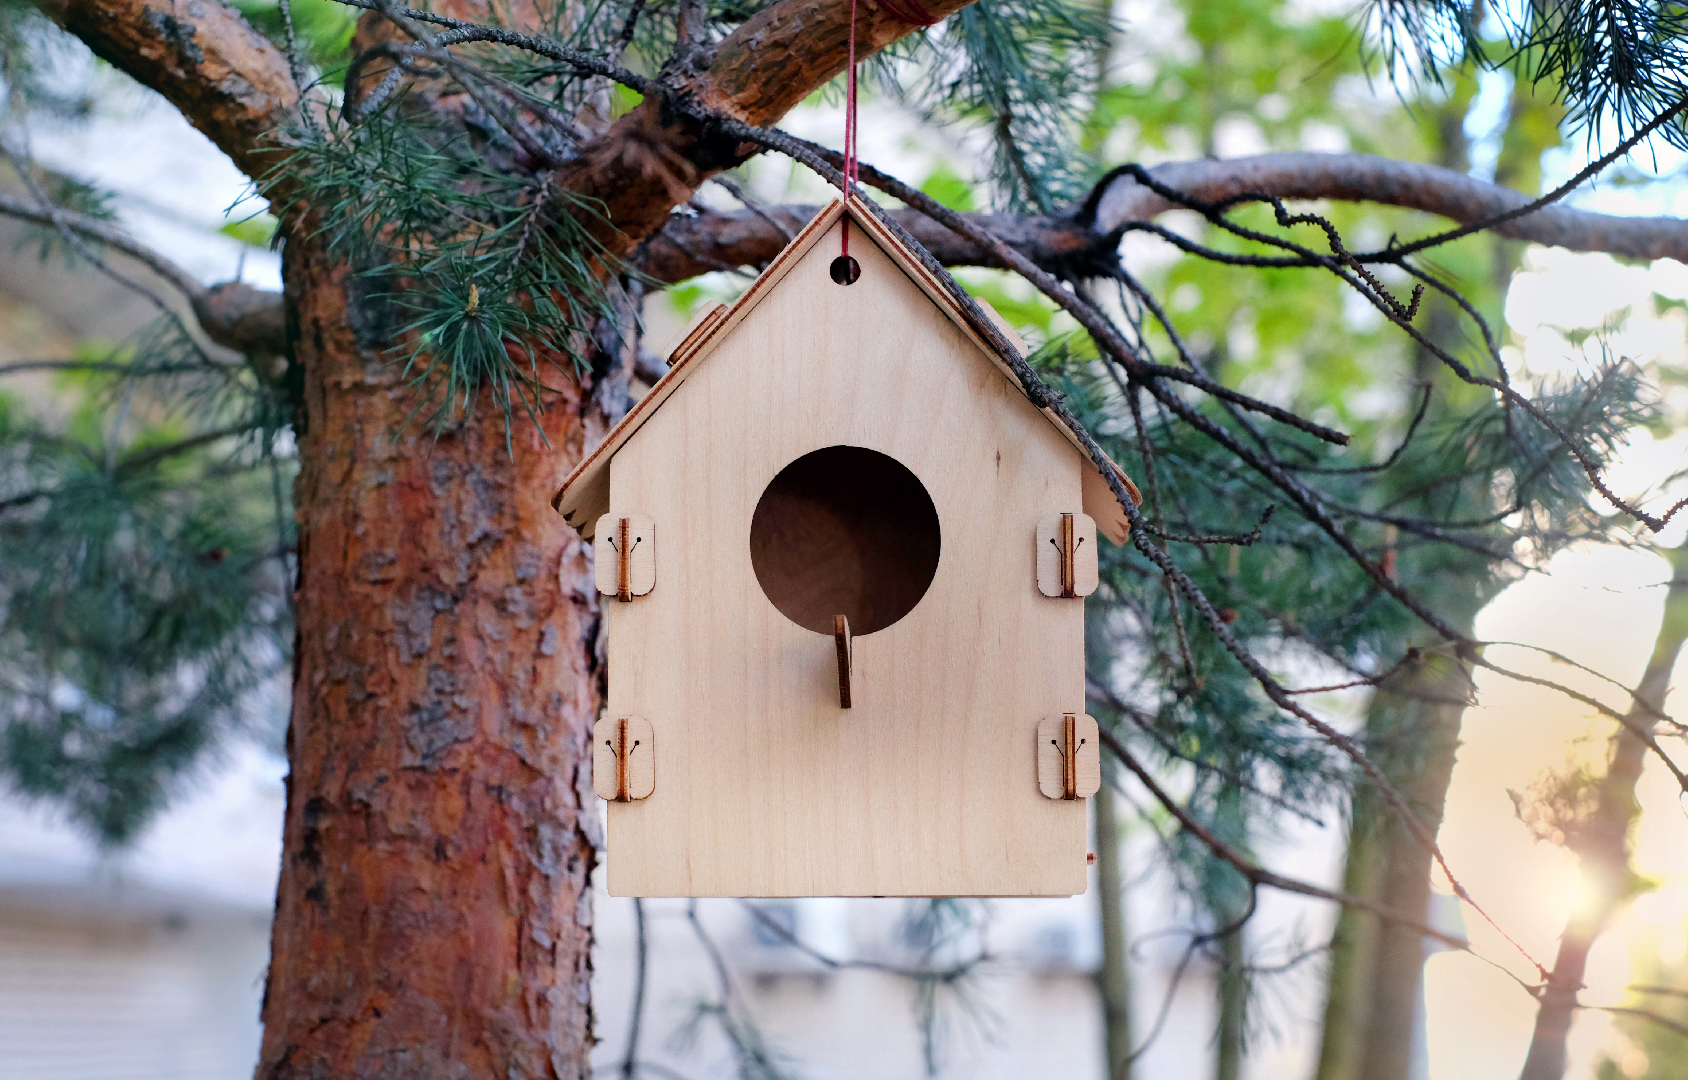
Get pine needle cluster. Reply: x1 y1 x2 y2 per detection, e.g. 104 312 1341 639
275 102 626 440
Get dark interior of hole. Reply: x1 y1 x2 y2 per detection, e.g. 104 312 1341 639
749 446 941 636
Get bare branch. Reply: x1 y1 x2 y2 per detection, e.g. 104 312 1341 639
1087 678 1327 827
1099 725 1470 953
0 190 287 359
1088 151 1688 263
0 359 205 377
0 190 205 301
551 0 981 263
332 0 655 94
641 203 1099 282
44 0 299 178
736 901 984 982
114 423 261 473
1102 165 1680 531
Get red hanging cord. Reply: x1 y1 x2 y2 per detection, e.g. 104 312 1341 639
834 0 943 281
840 0 858 259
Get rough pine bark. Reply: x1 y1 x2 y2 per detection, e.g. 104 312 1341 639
256 244 609 1079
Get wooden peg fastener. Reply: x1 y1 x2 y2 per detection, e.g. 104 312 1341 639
1036 513 1099 598
592 716 655 802
593 513 655 600
1037 713 1101 800
617 516 632 601
1060 513 1076 597
834 614 853 709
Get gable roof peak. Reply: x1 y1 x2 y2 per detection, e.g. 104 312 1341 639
554 197 1140 542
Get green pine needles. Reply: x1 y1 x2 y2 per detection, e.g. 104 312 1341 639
274 102 629 442
1035 318 1654 853
0 393 289 844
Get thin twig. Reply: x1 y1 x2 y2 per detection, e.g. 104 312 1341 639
1580 1005 1688 1041
736 901 985 982
1098 727 1470 952
621 898 647 1080
1375 99 1688 260
332 0 654 93
1087 679 1326 827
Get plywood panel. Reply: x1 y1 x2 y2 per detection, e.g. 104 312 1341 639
603 216 1089 897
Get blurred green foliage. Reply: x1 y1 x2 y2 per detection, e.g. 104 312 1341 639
230 0 357 83
0 370 292 844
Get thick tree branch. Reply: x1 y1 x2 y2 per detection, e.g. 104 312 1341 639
1089 153 1688 263
63 145 1670 358
641 204 1093 282
42 0 298 179
0 191 287 360
645 151 1688 285
552 0 978 260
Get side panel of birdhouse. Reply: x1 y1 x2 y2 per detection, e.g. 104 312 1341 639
603 219 1088 897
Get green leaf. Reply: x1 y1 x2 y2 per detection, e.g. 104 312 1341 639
220 212 279 249
919 163 977 213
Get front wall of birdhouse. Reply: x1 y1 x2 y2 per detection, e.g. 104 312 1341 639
603 219 1088 896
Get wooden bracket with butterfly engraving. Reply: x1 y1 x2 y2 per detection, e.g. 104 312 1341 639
1037 713 1100 800
593 513 656 602
1036 513 1098 598
593 716 655 802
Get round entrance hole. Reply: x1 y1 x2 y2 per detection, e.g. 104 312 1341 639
749 446 941 636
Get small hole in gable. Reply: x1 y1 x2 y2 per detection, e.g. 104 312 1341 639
750 446 940 635
829 255 860 285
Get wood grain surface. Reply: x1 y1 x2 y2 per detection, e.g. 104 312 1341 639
601 213 1090 896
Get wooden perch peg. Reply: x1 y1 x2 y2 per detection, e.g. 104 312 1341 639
1036 513 1098 598
1037 713 1101 800
593 716 655 802
834 614 853 709
593 513 655 601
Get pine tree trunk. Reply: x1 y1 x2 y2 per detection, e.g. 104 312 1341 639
1356 699 1460 1080
1313 788 1382 1080
1315 648 1470 1080
1215 929 1246 1080
1359 662 1468 1080
1210 786 1251 1080
1313 74 1568 1080
256 245 608 1079
1095 776 1133 1080
1517 540 1688 1080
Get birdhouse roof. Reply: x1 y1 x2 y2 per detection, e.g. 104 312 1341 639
553 197 1142 542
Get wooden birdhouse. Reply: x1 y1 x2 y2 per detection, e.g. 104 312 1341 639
554 197 1142 898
